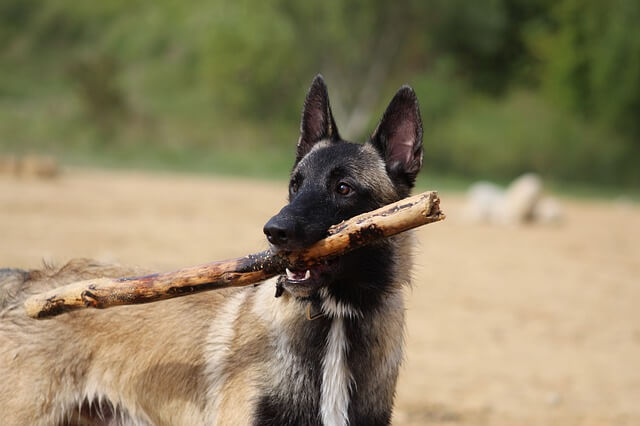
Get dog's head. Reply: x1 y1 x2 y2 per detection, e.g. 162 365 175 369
263 75 423 298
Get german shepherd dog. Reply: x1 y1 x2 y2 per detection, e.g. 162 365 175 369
0 75 423 426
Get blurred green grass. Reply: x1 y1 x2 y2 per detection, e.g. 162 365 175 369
1 69 637 202
1 0 639 201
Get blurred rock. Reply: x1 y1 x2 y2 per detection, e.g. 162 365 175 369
0 155 60 179
463 181 504 223
20 155 60 178
498 173 542 224
0 155 20 175
463 173 563 225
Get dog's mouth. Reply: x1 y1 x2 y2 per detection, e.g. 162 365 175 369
281 260 337 297
285 268 311 282
285 259 335 282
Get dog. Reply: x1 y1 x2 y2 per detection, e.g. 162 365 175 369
0 75 423 426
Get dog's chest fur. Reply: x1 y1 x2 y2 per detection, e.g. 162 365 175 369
206 277 406 426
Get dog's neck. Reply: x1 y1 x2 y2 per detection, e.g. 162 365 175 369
300 241 408 319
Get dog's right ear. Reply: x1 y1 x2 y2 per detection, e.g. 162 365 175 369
369 86 423 188
295 75 340 165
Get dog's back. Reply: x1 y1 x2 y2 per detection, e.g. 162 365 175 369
0 259 228 425
0 268 29 309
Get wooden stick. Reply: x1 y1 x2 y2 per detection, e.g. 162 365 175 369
25 191 445 318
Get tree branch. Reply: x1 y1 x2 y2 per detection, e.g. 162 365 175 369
25 191 444 319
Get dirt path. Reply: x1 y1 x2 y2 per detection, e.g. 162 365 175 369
1 169 639 425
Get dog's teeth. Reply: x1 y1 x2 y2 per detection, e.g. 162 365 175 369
286 268 295 280
285 268 311 282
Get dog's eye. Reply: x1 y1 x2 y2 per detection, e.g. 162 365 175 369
290 180 299 193
336 182 351 195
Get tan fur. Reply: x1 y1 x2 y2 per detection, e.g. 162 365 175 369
0 256 410 425
358 143 399 205
1 260 219 425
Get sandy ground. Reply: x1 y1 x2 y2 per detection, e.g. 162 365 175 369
1 169 639 425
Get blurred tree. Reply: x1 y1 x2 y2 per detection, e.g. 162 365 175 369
530 0 640 140
68 54 129 131
0 0 638 186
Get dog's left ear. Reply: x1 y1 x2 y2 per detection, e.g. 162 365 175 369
296 75 340 165
369 86 423 187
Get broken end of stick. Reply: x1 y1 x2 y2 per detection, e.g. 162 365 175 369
429 210 446 223
425 191 446 222
24 277 114 319
24 296 80 319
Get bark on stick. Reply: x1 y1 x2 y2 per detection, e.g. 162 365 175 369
25 191 445 319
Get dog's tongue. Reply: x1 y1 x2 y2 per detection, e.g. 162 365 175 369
286 268 311 282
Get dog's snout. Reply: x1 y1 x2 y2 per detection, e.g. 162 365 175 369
264 196 330 249
263 217 291 247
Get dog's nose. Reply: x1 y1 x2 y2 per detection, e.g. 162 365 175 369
263 218 290 247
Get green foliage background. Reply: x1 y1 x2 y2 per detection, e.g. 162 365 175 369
1 0 638 187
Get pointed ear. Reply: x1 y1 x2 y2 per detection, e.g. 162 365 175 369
369 86 423 186
296 75 340 164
